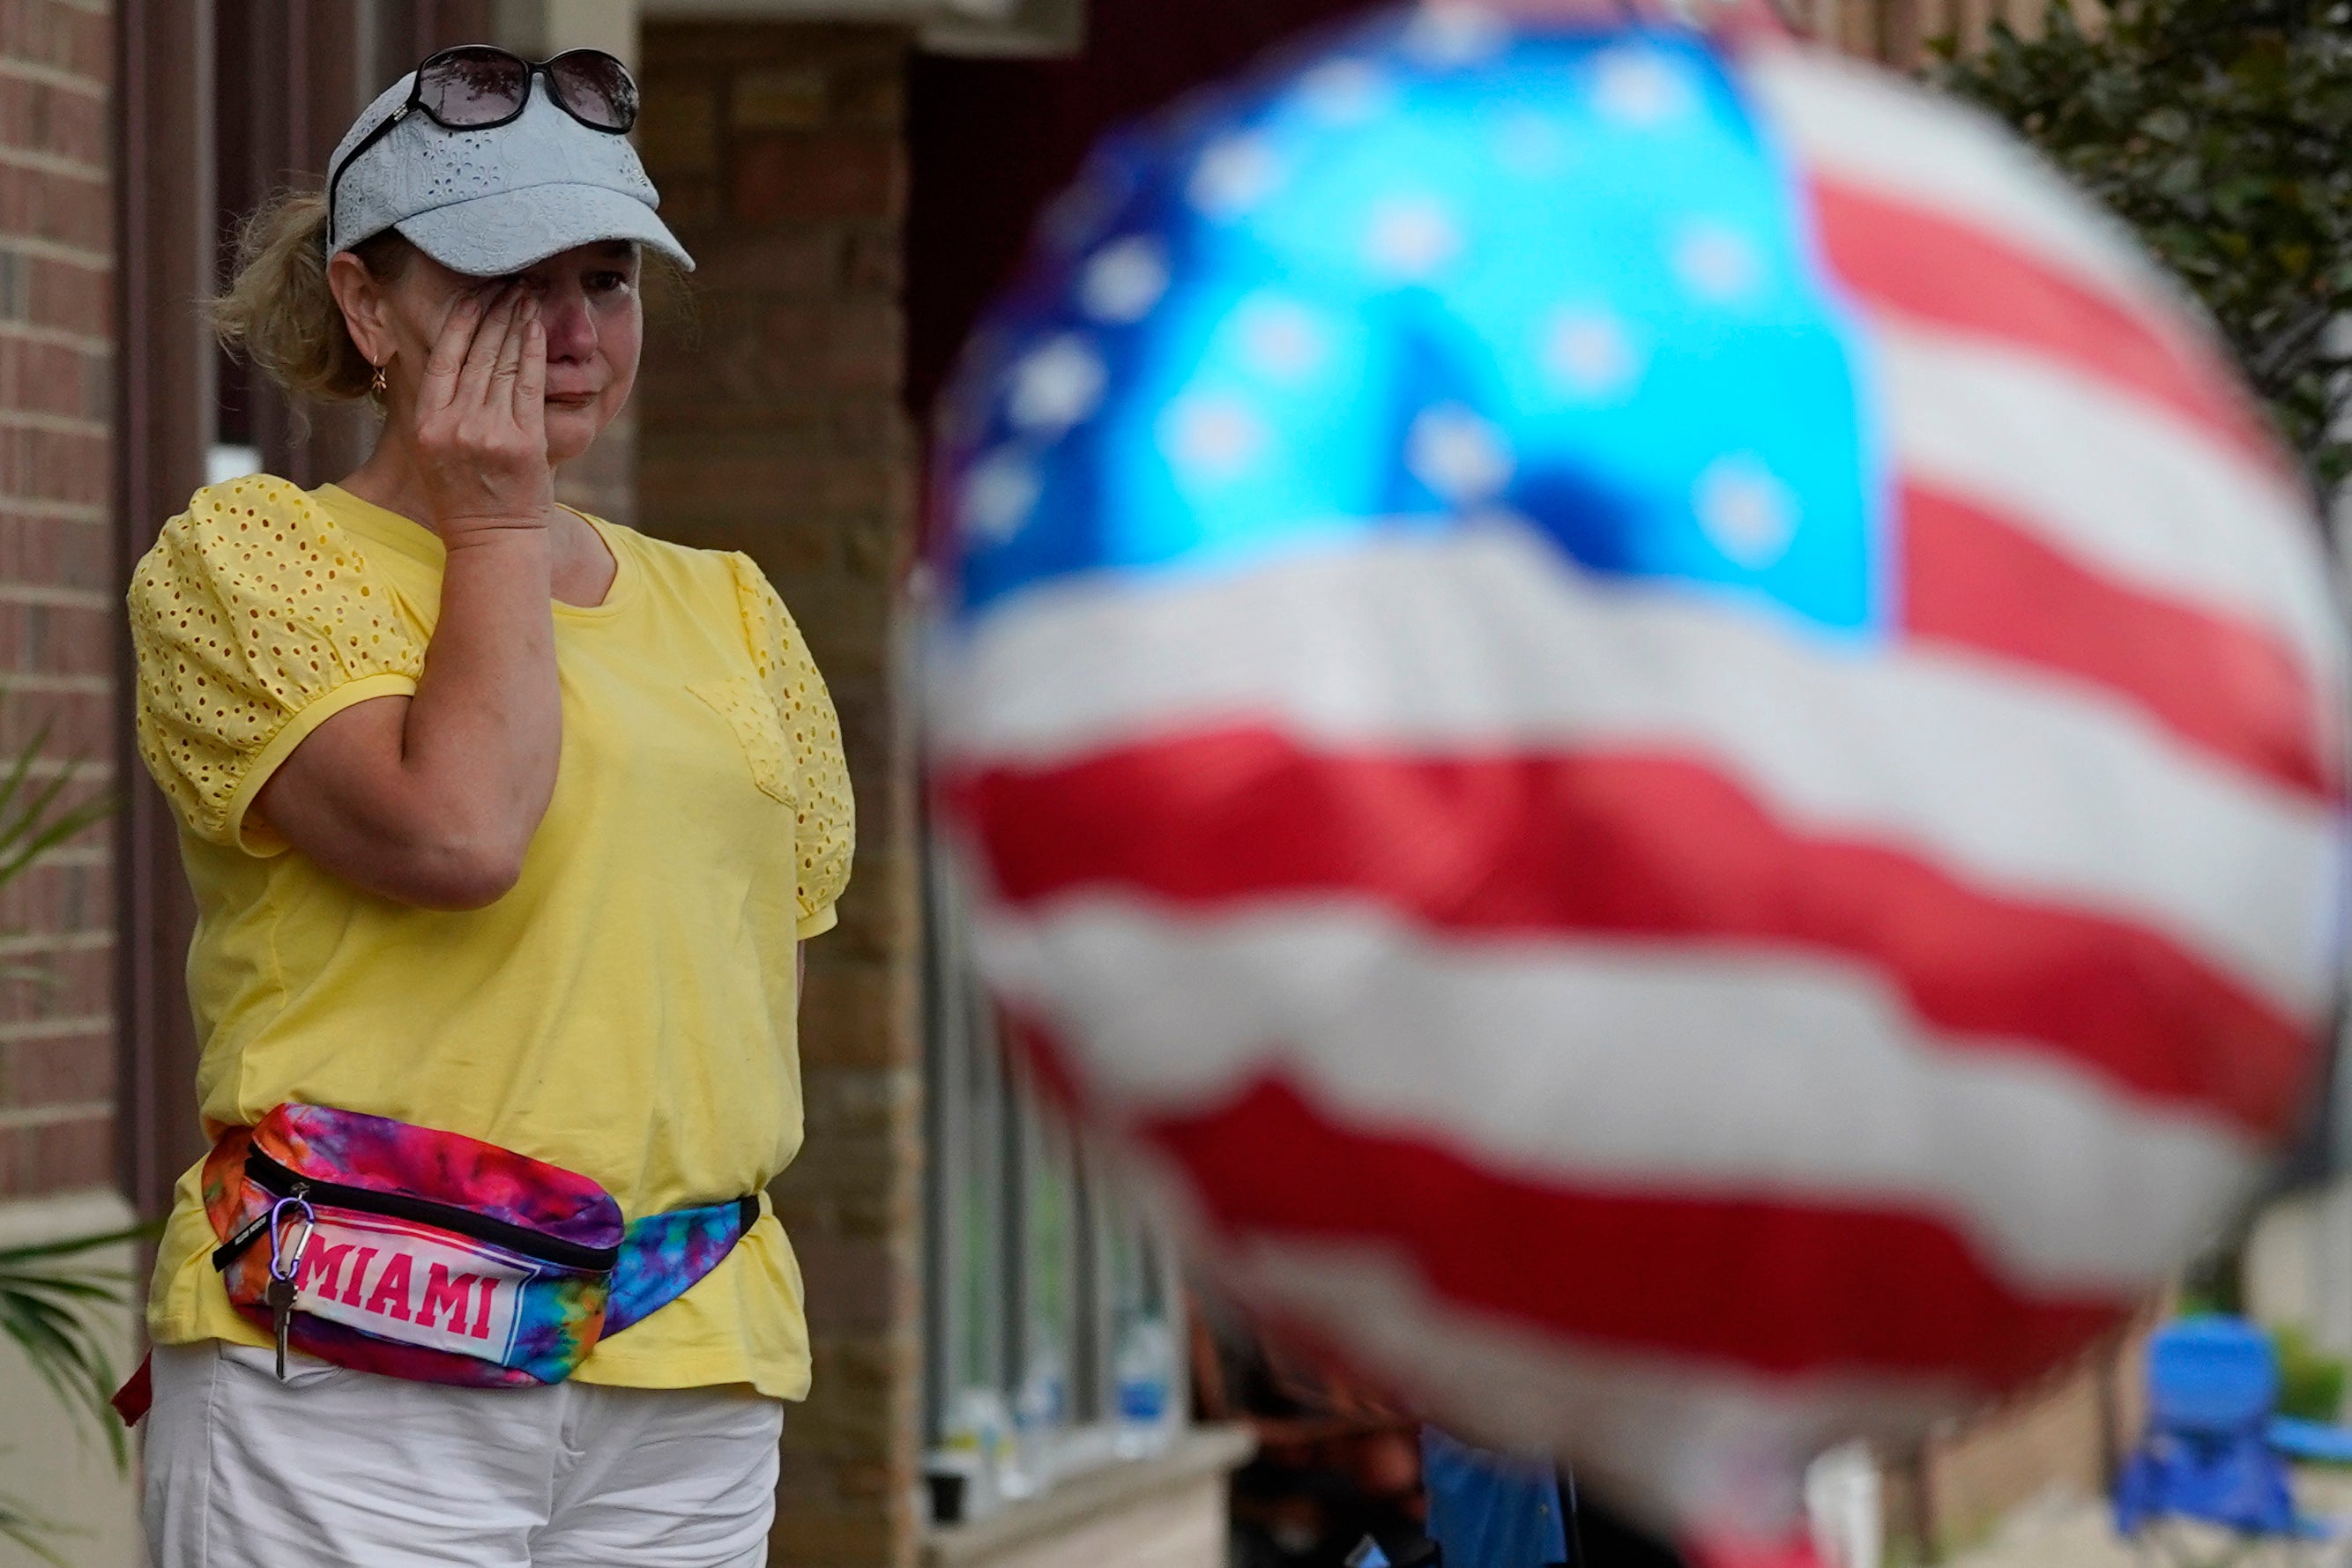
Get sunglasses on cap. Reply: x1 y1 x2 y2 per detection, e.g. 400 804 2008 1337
325 46 641 255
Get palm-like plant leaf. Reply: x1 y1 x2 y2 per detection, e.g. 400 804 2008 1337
0 1490 71 1568
0 1225 145 1469
0 716 114 889
0 708 129 1556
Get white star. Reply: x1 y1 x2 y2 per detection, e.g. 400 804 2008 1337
1235 294 1329 383
1672 221 1766 304
1366 197 1463 279
1694 455 1799 568
1407 405 1514 502
1007 336 1106 434
1590 47 1697 128
1078 237 1170 323
1296 58 1393 124
1161 395 1265 479
1402 1 1512 68
1543 309 1643 401
1190 135 1283 219
961 450 1041 545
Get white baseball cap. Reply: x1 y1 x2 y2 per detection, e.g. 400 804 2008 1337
325 63 695 275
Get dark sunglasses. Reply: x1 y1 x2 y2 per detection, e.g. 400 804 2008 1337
325 46 640 252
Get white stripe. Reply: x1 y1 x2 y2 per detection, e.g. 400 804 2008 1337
1744 44 2208 342
932 524 2342 1014
977 895 2265 1293
1882 323 2345 689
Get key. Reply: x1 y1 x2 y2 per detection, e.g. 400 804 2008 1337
265 1275 295 1381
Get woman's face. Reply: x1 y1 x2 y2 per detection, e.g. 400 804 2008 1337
347 241 644 466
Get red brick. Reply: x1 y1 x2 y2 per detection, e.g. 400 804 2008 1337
0 334 102 417
642 28 919 1568
0 598 112 674
729 131 904 226
0 4 111 87
56 4 110 88
0 1113 112 1197
0 71 106 167
0 513 108 588
0 682 112 757
677 228 847 294
3 1024 112 1106
26 251 106 333
639 78 721 176
653 178 720 230
0 160 108 251
793 1233 912 1334
841 224 901 294
830 60 905 129
0 424 109 505
799 958 914 1071
0 853 111 934
641 449 898 517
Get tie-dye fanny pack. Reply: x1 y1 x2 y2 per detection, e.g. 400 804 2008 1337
204 1102 756 1387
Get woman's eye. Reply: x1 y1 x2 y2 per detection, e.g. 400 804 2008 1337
588 271 633 294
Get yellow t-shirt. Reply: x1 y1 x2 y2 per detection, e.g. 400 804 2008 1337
127 476 852 1399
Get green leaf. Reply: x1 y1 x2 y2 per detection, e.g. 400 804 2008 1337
0 1490 72 1568
0 1228 153 1476
1932 0 2352 492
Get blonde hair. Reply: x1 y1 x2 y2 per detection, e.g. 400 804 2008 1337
212 190 413 403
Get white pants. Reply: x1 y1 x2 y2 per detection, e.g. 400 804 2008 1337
143 1341 785 1568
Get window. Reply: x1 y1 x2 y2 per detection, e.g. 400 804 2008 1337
921 838 1186 1520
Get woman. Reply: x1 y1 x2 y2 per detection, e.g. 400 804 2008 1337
127 47 851 1568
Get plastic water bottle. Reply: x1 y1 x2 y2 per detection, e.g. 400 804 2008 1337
1114 1317 1177 1457
1007 1353 1065 1498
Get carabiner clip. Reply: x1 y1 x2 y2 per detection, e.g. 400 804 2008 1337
265 1193 316 1285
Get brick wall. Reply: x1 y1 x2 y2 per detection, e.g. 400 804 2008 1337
0 0 112 1200
638 23 924 1568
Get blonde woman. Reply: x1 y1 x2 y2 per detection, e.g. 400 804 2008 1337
126 47 851 1568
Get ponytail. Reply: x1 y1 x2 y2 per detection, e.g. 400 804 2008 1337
211 189 411 403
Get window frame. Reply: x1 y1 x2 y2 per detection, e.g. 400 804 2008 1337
919 835 1187 1507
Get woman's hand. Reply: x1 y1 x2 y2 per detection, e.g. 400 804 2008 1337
411 286 551 540
247 282 566 910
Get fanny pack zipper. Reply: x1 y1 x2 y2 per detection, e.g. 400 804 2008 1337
212 1146 622 1274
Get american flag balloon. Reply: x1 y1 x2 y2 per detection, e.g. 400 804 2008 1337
926 1 2349 1540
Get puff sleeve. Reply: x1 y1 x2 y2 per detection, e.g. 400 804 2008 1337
128 477 425 854
723 553 854 937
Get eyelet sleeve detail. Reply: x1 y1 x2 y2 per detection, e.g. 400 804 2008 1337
128 477 426 853
721 552 854 935
689 674 799 806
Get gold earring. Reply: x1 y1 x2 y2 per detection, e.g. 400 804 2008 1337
369 362 387 397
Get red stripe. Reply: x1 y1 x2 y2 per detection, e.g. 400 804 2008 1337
951 735 2317 1135
1128 1068 2127 1387
1902 482 2334 799
1810 180 2285 473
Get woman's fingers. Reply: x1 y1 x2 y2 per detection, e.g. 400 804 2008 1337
488 294 534 387
512 314 547 434
407 283 553 535
417 293 488 415
451 286 521 410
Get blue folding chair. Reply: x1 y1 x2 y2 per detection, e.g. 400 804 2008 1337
2114 1316 2352 1567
